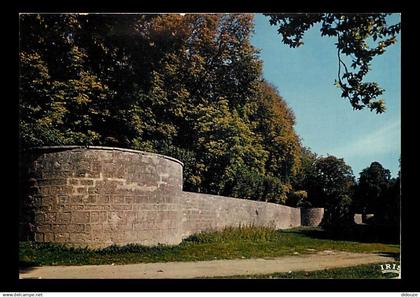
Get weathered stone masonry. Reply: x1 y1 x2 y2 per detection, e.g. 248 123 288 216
19 146 324 248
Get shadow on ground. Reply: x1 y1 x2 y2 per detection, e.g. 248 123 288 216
19 260 38 272
289 224 400 244
374 252 400 261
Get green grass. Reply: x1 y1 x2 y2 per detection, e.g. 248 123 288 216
204 263 401 279
19 226 399 267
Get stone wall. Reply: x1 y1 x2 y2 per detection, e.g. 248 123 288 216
354 213 375 224
301 208 324 227
20 146 183 248
20 146 323 248
180 192 301 239
354 214 363 224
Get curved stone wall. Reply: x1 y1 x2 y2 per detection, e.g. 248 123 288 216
354 214 363 224
20 146 325 248
300 207 324 227
20 146 184 248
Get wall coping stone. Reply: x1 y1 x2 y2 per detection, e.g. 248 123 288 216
24 145 184 167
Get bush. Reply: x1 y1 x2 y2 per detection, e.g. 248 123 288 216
227 167 291 204
286 190 308 207
321 194 355 233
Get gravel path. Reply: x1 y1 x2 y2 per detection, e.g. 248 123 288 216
19 250 396 279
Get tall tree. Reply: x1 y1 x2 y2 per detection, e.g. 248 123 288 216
306 156 356 229
19 13 302 203
265 13 400 113
287 146 318 207
354 162 391 215
19 14 111 147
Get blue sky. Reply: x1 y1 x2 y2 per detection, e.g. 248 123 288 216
251 14 401 178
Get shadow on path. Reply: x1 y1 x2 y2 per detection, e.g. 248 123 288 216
19 260 38 273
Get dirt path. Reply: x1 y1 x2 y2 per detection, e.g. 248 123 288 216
19 250 396 279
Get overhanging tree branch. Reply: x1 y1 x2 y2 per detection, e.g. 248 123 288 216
264 13 400 114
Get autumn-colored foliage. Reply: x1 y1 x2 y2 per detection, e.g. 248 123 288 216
19 14 301 202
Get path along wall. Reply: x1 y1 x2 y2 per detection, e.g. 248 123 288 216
19 146 323 248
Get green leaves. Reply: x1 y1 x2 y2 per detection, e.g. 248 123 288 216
353 162 392 214
302 156 356 230
265 13 400 113
20 14 303 204
19 14 111 148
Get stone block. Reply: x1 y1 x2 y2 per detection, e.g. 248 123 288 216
57 194 70 204
44 212 57 223
54 232 70 242
36 224 51 232
90 224 103 232
71 211 90 223
112 195 125 204
84 225 91 233
34 232 44 242
111 204 132 211
80 179 94 186
83 205 110 211
91 231 106 242
84 194 97 204
67 224 85 232
57 212 71 223
52 224 67 232
76 187 88 195
133 195 149 204
90 211 107 223
125 196 134 203
70 195 84 204
67 205 84 210
96 194 110 204
69 232 91 242
69 179 80 186
43 232 54 242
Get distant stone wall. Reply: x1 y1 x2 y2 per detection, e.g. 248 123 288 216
301 208 324 227
354 214 363 224
180 192 301 239
354 213 375 224
20 146 323 248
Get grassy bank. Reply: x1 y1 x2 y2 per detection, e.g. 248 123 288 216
205 263 401 279
20 226 399 267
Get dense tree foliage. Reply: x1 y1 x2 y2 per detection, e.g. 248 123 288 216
354 161 400 226
353 162 391 215
288 146 318 207
265 13 400 114
19 13 301 203
303 156 356 229
379 175 400 227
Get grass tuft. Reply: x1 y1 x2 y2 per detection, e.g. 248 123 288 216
184 225 280 243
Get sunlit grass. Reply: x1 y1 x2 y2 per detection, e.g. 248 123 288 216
19 226 399 266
